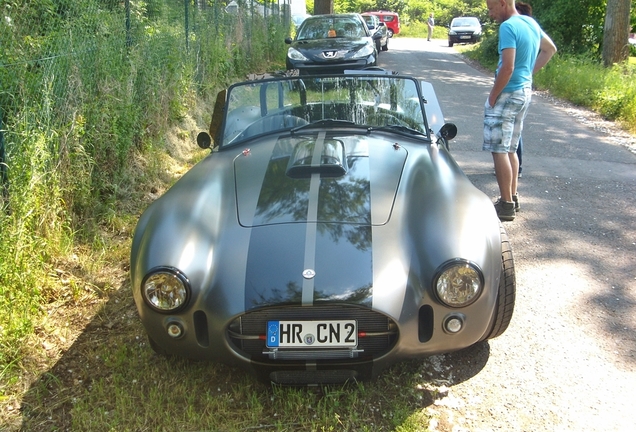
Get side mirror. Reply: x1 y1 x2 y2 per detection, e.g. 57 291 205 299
285 37 293 44
197 132 212 150
437 123 457 151
438 123 457 140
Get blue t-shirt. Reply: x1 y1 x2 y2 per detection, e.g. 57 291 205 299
497 15 542 92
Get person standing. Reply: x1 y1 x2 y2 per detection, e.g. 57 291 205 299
427 13 435 41
514 1 533 179
484 0 556 221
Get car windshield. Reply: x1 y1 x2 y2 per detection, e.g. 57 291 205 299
452 18 479 27
362 16 376 28
297 17 365 40
219 74 429 147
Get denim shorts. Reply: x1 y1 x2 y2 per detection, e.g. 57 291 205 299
483 87 532 154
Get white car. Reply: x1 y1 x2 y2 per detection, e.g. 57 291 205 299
448 17 482 47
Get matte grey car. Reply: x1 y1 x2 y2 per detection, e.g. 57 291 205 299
130 70 516 385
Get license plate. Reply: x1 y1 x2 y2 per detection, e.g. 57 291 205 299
460 35 471 39
266 320 357 348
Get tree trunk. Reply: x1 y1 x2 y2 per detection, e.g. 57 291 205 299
313 0 333 15
601 0 632 66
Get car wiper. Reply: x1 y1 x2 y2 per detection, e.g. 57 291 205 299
291 119 363 134
367 124 428 138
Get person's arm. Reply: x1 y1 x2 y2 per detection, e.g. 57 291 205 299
533 32 557 73
488 48 515 107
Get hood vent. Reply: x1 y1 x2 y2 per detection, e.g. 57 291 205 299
286 138 347 179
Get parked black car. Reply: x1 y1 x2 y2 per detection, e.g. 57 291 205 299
448 17 482 47
130 70 516 385
361 13 388 52
285 13 380 74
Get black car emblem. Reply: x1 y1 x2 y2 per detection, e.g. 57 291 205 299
323 51 337 59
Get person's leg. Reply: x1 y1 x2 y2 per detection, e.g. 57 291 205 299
516 136 523 176
493 152 514 202
509 150 519 197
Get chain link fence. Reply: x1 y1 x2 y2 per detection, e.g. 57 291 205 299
0 0 290 206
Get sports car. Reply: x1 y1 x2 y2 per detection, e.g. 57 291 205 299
130 70 516 385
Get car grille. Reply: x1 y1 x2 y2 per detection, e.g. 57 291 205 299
227 305 398 362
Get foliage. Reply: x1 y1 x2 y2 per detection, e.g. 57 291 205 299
534 55 636 127
335 0 487 26
519 0 607 55
0 0 287 386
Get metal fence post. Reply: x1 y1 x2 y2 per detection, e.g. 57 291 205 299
185 0 190 52
125 0 132 47
0 108 7 202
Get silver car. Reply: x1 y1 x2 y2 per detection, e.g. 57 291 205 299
130 70 516 385
448 16 482 47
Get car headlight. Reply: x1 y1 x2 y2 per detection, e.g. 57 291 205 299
142 267 190 312
352 43 375 58
449 30 457 36
288 47 308 61
434 260 483 307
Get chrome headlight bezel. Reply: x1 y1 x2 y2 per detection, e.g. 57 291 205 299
288 47 308 61
433 260 484 308
352 43 375 59
141 267 191 313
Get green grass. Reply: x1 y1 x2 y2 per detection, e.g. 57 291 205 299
15 277 442 431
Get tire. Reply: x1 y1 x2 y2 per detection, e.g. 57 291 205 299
448 40 454 47
376 40 381 53
382 39 388 51
387 29 394 38
482 223 516 340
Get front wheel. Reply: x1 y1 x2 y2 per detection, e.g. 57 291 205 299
387 29 394 38
482 223 516 340
448 40 454 47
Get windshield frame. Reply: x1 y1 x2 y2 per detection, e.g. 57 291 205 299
214 73 431 149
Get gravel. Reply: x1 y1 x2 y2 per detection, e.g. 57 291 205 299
381 38 636 432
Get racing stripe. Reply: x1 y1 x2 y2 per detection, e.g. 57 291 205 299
301 132 326 305
243 134 376 310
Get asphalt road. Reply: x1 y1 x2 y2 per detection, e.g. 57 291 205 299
378 38 636 431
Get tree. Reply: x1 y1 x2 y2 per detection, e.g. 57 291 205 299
314 0 334 14
532 0 606 55
601 0 632 66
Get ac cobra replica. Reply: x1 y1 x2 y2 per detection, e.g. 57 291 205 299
130 70 516 385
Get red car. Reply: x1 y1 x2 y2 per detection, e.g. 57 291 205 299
365 11 400 37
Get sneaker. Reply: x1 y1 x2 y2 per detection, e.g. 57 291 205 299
494 198 515 221
512 194 520 212
518 171 522 179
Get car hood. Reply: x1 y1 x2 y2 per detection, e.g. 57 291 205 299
450 25 481 32
233 132 407 309
133 131 499 316
290 38 373 61
235 133 406 227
